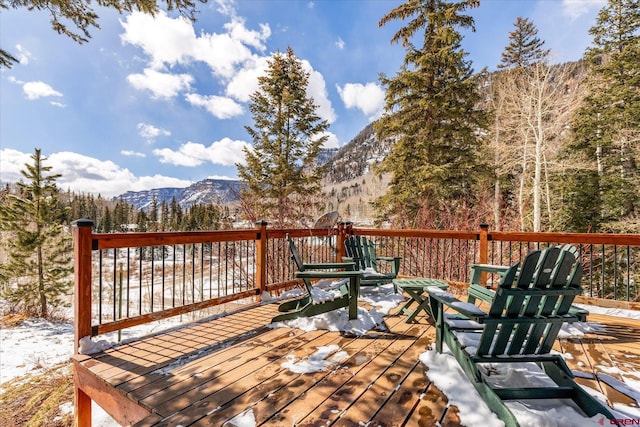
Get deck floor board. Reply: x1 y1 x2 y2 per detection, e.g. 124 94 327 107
74 299 640 427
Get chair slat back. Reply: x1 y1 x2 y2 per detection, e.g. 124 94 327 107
345 235 377 270
475 245 583 357
286 234 313 294
477 260 522 355
485 250 542 355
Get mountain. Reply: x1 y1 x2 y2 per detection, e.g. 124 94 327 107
115 179 245 210
317 147 339 166
115 123 392 213
323 122 394 183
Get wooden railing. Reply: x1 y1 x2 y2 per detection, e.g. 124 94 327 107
72 220 346 353
73 220 640 352
353 224 640 302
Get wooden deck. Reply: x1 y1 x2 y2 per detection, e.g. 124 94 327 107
73 300 640 426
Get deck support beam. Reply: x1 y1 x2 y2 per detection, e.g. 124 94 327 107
73 219 94 427
73 358 152 426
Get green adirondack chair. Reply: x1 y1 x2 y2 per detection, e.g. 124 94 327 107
469 243 580 287
271 234 361 323
343 235 401 291
426 247 618 427
467 244 589 321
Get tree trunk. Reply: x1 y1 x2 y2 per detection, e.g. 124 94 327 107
37 245 47 318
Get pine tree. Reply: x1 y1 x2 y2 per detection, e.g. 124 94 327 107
569 0 640 231
375 0 489 226
237 46 328 226
0 149 73 318
160 200 170 231
498 17 550 69
170 197 182 230
148 196 158 232
101 206 113 232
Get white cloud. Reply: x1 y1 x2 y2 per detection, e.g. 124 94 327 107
322 132 339 149
562 0 606 20
0 148 32 183
15 44 32 65
50 101 66 108
337 82 385 119
120 12 197 69
213 0 237 17
335 38 345 50
153 138 250 167
193 19 269 79
185 93 244 119
121 12 269 81
223 18 271 52
121 150 146 157
137 123 171 143
119 10 338 127
23 81 63 100
226 56 269 102
301 60 337 124
127 68 193 99
0 149 191 198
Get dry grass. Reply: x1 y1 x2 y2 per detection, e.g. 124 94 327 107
0 312 29 328
0 363 74 427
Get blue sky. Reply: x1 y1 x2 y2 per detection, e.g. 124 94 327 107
0 0 606 198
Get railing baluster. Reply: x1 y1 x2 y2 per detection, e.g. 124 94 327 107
627 246 631 302
172 245 176 308
150 246 155 313
161 246 165 311
601 244 606 298
98 250 103 324
139 249 143 316
126 248 131 318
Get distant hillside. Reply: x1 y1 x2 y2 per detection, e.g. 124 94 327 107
115 179 245 210
324 122 394 183
320 122 393 224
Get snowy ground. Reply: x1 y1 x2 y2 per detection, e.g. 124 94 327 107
2 284 640 426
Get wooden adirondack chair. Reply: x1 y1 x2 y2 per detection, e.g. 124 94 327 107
467 244 589 321
271 234 361 323
343 235 401 291
426 247 618 427
469 243 580 287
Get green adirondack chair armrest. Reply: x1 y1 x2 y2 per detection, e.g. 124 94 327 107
295 270 361 279
375 256 401 274
295 270 361 309
467 283 496 304
376 256 401 261
426 287 488 322
342 256 400 272
469 263 511 285
303 261 356 271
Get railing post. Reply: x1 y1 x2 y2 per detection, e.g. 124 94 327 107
337 221 353 263
255 221 268 299
479 223 490 287
72 218 94 427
